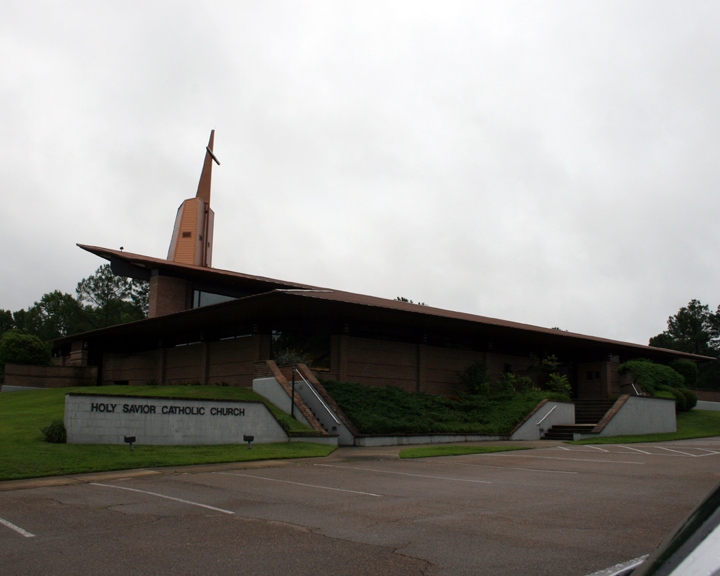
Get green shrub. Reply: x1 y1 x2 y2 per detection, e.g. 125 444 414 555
618 359 685 394
660 386 687 412
697 361 720 391
679 388 698 410
655 390 676 402
320 379 569 435
40 419 67 443
669 359 699 389
546 373 571 395
0 330 52 371
458 361 490 395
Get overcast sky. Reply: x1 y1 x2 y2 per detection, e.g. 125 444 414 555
2 1 719 346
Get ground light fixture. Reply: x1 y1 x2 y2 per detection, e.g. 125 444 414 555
243 434 254 449
123 436 136 451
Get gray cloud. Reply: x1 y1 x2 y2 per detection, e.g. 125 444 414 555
2 1 719 346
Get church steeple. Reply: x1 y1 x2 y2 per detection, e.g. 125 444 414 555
167 131 220 267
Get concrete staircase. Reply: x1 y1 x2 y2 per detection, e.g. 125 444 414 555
542 399 616 441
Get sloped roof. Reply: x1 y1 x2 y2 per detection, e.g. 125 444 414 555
66 245 712 363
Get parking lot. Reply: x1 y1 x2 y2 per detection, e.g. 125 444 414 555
1 438 719 576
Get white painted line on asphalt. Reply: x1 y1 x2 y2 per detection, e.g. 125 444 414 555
430 460 579 475
0 517 35 538
615 445 652 455
556 446 571 450
90 483 235 514
494 454 645 465
654 446 698 457
587 446 609 452
217 472 382 497
694 448 720 456
316 464 493 484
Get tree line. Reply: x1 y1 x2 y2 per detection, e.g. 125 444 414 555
649 299 720 389
1 264 148 342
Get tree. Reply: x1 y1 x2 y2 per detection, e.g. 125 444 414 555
650 300 720 391
76 264 148 329
649 299 719 357
23 291 90 341
395 296 427 306
0 309 13 336
0 330 52 371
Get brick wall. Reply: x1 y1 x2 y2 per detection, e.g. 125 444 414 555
102 336 260 387
4 363 98 387
424 347 486 395
148 275 192 318
692 389 720 402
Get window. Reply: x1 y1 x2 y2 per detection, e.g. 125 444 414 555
182 231 191 238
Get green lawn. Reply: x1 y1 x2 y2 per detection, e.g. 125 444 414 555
570 409 720 445
0 386 334 481
400 445 531 459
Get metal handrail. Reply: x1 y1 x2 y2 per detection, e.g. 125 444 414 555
536 405 556 426
631 383 640 396
294 368 341 425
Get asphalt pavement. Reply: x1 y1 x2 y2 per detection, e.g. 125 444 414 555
1 438 719 576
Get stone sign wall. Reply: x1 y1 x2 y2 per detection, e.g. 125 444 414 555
65 394 289 445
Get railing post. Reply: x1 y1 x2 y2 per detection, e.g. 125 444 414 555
291 365 296 419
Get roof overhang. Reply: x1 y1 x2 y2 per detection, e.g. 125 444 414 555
53 286 713 364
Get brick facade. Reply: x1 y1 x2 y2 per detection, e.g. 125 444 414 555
148 275 193 318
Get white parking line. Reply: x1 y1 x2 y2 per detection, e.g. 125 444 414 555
216 472 382 497
587 446 609 452
430 460 579 475
90 483 235 514
693 448 720 456
495 454 645 465
316 464 493 484
616 445 652 455
654 446 698 457
0 517 35 538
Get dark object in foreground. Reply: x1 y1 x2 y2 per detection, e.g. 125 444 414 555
124 435 136 451
591 480 720 576
243 434 254 449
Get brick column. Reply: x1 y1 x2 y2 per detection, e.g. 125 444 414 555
200 342 210 385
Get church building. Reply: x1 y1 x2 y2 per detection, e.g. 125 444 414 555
53 132 707 399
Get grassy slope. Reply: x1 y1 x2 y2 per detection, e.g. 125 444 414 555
0 386 333 481
570 409 720 444
400 445 531 459
321 379 569 435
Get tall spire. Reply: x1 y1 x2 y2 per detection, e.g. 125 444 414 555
167 130 219 267
196 129 219 204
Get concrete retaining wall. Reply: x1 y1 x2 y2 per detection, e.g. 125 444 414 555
65 394 289 445
253 377 312 428
695 401 720 412
510 401 575 441
1 385 43 392
575 396 676 440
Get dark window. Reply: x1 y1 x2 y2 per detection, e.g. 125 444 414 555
587 371 594 380
595 371 601 380
182 231 191 238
